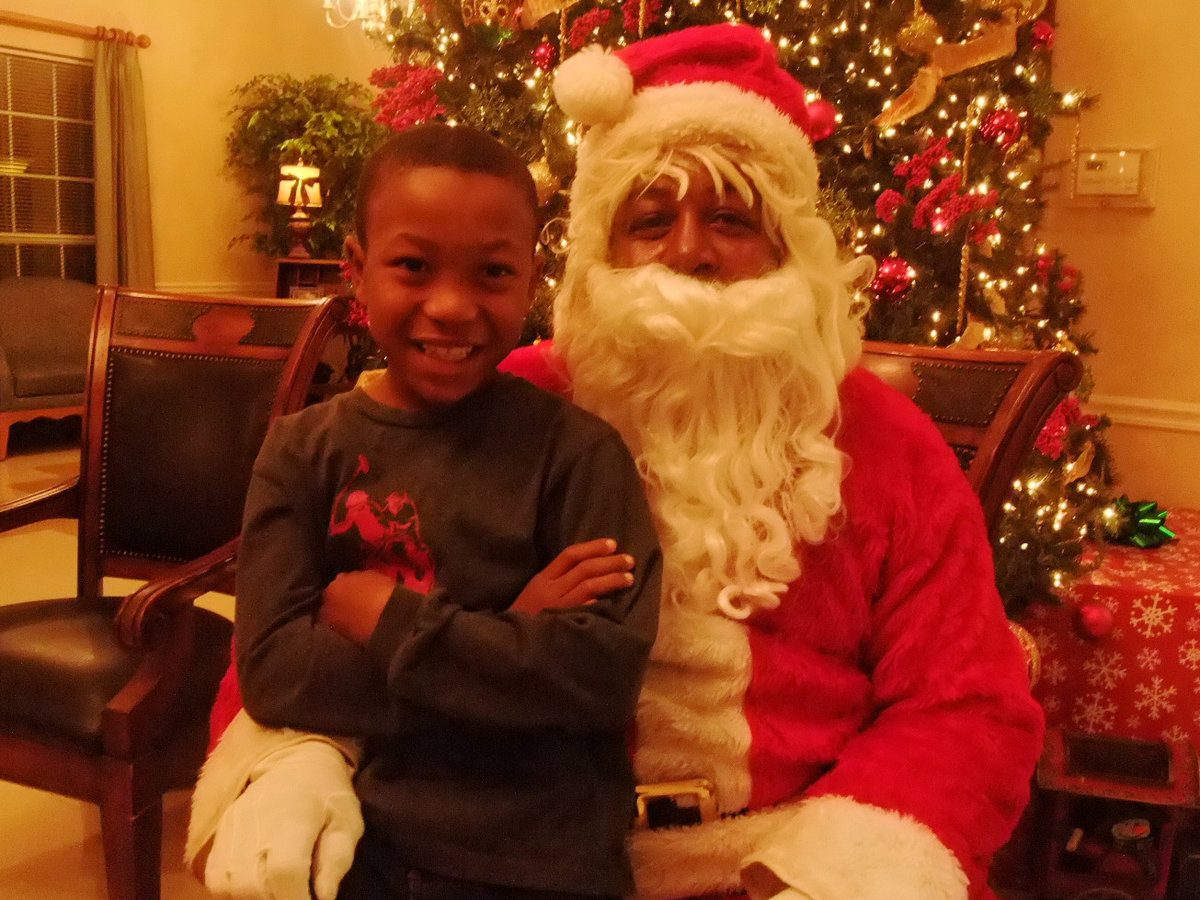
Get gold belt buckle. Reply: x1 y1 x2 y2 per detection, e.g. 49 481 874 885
634 778 718 830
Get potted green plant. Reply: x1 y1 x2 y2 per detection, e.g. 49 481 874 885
224 73 389 260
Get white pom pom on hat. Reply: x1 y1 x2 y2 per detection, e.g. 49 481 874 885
552 23 837 141
553 45 636 127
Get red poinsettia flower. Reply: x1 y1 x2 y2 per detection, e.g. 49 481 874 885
875 189 905 224
1035 396 1099 460
569 8 613 49
370 64 446 132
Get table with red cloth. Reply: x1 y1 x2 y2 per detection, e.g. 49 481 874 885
1005 511 1200 899
1020 508 1200 748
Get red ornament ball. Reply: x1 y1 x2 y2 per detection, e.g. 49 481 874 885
1032 19 1055 50
870 256 916 300
979 108 1023 150
532 41 558 71
1074 601 1115 640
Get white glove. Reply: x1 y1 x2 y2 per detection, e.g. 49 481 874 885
204 738 364 900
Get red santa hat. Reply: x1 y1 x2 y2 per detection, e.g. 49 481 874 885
552 24 838 273
553 23 837 142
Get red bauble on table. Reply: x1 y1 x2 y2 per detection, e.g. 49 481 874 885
1074 600 1115 640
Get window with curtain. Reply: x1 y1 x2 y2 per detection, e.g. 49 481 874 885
0 46 94 281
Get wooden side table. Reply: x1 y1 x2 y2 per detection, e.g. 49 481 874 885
1032 731 1200 899
275 258 343 299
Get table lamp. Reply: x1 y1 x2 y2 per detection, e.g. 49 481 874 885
278 162 323 258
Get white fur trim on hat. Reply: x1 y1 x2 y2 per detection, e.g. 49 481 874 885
553 45 635 127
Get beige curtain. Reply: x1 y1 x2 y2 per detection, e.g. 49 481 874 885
93 40 154 288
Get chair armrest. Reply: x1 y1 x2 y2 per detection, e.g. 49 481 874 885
0 476 79 533
116 537 239 648
103 539 238 756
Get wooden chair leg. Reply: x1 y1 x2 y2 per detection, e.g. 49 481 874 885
99 761 163 900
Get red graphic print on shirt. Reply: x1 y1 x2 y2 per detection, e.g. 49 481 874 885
329 454 435 593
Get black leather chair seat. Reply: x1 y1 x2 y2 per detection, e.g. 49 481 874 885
0 598 231 752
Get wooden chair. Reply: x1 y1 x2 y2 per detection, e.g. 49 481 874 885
859 340 1084 541
0 286 346 900
860 341 1084 690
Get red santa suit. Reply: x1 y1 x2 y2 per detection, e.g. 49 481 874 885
501 339 1044 900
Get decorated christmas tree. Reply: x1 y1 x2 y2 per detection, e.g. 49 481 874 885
336 0 1120 611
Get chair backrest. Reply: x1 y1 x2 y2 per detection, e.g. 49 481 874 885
76 287 346 599
859 340 1084 538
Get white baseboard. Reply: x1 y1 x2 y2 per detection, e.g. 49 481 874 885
1086 393 1200 435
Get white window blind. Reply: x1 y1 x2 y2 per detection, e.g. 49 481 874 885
0 45 94 281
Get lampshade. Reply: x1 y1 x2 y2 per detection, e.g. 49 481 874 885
277 163 323 210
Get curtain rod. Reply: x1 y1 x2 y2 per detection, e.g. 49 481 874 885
0 11 150 48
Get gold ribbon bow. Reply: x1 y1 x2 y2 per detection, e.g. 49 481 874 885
872 0 1047 131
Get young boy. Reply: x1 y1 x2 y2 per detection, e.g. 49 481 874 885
195 124 661 900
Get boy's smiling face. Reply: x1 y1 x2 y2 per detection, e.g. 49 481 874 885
346 164 538 413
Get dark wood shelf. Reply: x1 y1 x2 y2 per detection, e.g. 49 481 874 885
275 258 344 299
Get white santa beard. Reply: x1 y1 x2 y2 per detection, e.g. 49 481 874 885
558 261 847 621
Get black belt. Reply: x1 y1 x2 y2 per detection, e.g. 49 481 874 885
634 778 720 830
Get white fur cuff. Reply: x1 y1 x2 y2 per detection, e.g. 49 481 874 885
740 795 967 900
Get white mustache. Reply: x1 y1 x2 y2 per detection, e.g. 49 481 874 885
584 263 827 362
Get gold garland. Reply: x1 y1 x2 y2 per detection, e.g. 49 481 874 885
955 99 982 337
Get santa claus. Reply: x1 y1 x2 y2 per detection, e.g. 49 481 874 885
189 23 1043 900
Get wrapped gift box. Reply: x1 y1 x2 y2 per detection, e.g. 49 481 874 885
1019 508 1200 747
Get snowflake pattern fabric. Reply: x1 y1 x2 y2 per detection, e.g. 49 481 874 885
1019 508 1200 747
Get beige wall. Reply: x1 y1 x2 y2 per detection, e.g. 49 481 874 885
0 0 388 294
1041 0 1200 509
